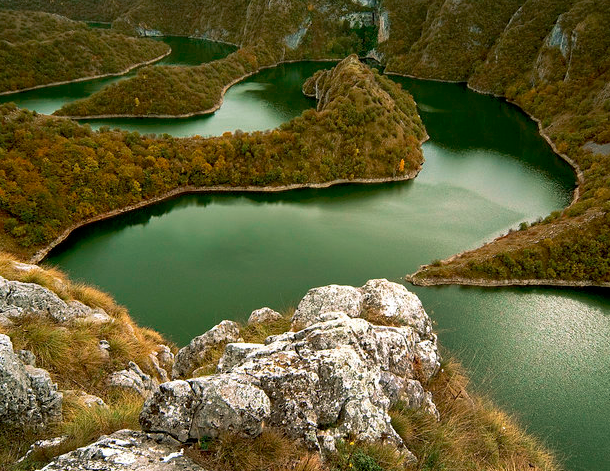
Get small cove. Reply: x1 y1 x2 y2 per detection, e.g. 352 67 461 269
2 37 608 470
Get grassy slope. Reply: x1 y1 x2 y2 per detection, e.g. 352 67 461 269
0 10 170 94
380 0 610 285
0 57 424 259
0 257 560 471
0 251 172 469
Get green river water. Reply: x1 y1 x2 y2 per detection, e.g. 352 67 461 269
2 38 609 471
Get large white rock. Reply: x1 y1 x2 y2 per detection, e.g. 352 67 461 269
292 284 363 328
247 307 283 325
0 334 62 429
360 279 433 338
172 320 241 379
292 279 433 339
140 374 270 442
37 430 205 470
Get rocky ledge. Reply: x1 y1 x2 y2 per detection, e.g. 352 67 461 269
36 279 441 468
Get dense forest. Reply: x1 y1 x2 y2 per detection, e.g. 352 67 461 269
56 45 283 117
0 10 169 93
0 57 425 257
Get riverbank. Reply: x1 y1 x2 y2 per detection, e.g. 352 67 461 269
0 49 171 96
390 70 608 289
30 169 421 264
58 58 338 119
405 273 610 288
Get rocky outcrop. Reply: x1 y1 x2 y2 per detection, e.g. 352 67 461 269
140 280 440 459
171 320 241 379
0 334 62 429
0 275 112 326
293 278 432 337
37 430 205 471
140 374 271 442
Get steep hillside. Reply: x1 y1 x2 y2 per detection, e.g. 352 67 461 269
0 10 170 93
382 0 610 285
0 0 133 22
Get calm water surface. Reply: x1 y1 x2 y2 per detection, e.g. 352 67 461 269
5 39 608 470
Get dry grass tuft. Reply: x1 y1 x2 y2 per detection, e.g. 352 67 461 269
9 392 143 471
0 252 175 395
186 428 325 471
388 356 561 471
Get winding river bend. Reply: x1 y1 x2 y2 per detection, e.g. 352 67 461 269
3 38 609 471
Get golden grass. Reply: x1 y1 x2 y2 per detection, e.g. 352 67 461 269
6 392 143 471
0 252 175 394
185 428 324 471
389 357 561 471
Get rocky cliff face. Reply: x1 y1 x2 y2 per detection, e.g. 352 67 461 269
140 279 440 459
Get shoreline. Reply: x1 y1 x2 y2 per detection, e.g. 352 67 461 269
404 274 610 289
387 71 596 289
30 170 421 264
55 58 339 120
0 49 171 96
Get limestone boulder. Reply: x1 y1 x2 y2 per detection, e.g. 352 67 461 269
291 279 434 341
108 362 158 398
140 374 270 442
0 334 62 429
291 284 363 328
247 307 283 325
0 276 112 326
360 279 432 338
172 320 241 379
36 430 205 471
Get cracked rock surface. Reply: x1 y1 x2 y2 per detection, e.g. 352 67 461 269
0 275 112 326
141 280 440 457
0 334 62 429
37 430 204 470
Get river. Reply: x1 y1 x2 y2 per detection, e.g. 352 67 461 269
2 37 608 471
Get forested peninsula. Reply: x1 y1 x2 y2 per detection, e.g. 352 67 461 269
11 0 607 286
0 10 170 94
0 56 425 261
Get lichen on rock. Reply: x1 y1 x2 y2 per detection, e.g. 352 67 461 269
140 280 440 460
0 333 62 429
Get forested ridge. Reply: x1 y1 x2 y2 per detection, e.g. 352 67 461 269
0 57 425 258
1 0 609 284
0 10 170 94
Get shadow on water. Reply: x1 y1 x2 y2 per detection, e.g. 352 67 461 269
48 180 417 257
